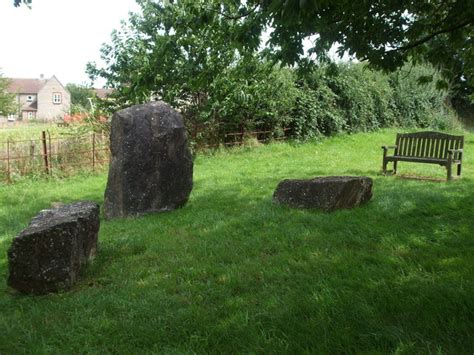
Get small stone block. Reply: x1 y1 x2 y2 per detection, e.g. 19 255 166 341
273 176 373 211
7 201 100 295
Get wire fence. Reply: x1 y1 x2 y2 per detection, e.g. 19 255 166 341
193 127 291 149
0 131 110 183
0 127 291 183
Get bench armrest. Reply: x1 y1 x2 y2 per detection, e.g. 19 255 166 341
382 145 397 150
448 148 463 160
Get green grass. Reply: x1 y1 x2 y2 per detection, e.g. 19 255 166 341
1 129 473 353
0 122 70 142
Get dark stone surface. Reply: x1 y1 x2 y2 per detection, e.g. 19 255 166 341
273 176 373 211
7 201 100 295
104 101 193 219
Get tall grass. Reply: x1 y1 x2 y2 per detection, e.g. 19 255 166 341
0 129 473 353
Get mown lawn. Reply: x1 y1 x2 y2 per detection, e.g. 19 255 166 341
0 129 473 354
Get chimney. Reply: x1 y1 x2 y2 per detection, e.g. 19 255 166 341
40 74 44 79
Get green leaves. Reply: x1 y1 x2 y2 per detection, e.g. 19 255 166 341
87 0 457 144
66 84 95 113
0 73 15 116
291 62 454 139
13 0 31 8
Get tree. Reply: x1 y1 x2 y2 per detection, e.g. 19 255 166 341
240 1 472 65
0 71 15 116
66 83 94 112
86 0 300 140
211 1 473 97
19 1 473 68
13 0 31 7
18 0 474 91
87 1 247 111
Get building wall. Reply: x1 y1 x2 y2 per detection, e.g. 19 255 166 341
21 111 36 120
37 77 71 120
17 93 37 109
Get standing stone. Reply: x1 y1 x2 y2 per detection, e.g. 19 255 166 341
273 176 373 211
104 101 193 219
7 201 100 295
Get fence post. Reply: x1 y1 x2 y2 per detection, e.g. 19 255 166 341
92 132 96 171
47 131 53 174
29 139 35 159
103 131 110 164
41 131 49 175
29 139 35 176
6 139 11 183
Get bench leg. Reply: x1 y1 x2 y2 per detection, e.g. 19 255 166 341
457 163 462 176
447 163 453 181
382 159 388 174
393 161 398 174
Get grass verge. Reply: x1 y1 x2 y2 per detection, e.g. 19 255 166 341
0 129 473 353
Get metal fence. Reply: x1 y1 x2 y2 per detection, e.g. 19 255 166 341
0 131 109 183
195 128 290 149
0 127 290 183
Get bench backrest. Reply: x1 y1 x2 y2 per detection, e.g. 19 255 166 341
395 131 464 159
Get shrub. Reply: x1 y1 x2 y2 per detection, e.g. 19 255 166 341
186 59 299 146
290 80 344 139
289 62 457 140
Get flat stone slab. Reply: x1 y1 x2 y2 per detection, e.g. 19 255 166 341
104 101 193 219
7 201 100 295
273 176 373 211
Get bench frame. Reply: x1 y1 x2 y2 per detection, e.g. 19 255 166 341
382 131 464 181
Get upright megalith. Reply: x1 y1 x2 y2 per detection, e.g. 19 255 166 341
7 201 100 295
104 101 193 219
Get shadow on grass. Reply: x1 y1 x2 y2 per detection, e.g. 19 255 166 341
173 178 474 352
396 174 446 182
1 173 473 353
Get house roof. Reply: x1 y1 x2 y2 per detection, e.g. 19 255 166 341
25 101 38 110
8 78 47 94
93 88 114 99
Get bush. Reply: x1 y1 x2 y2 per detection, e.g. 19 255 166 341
98 56 458 145
288 62 458 140
290 80 344 139
389 65 449 128
185 59 299 146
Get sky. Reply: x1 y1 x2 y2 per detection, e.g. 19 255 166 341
0 0 141 87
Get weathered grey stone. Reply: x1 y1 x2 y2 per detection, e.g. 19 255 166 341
7 201 100 295
273 176 373 211
104 101 193 219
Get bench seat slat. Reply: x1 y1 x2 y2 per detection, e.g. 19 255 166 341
440 139 447 159
434 138 440 159
424 138 430 158
429 137 435 157
412 137 418 156
419 138 425 157
385 156 462 164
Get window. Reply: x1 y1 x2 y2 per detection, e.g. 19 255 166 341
52 93 62 104
27 112 34 120
7 114 16 122
26 95 33 102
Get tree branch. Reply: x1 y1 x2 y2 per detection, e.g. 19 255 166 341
389 16 474 53
211 2 261 21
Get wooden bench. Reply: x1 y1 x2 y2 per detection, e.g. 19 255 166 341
382 131 464 180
